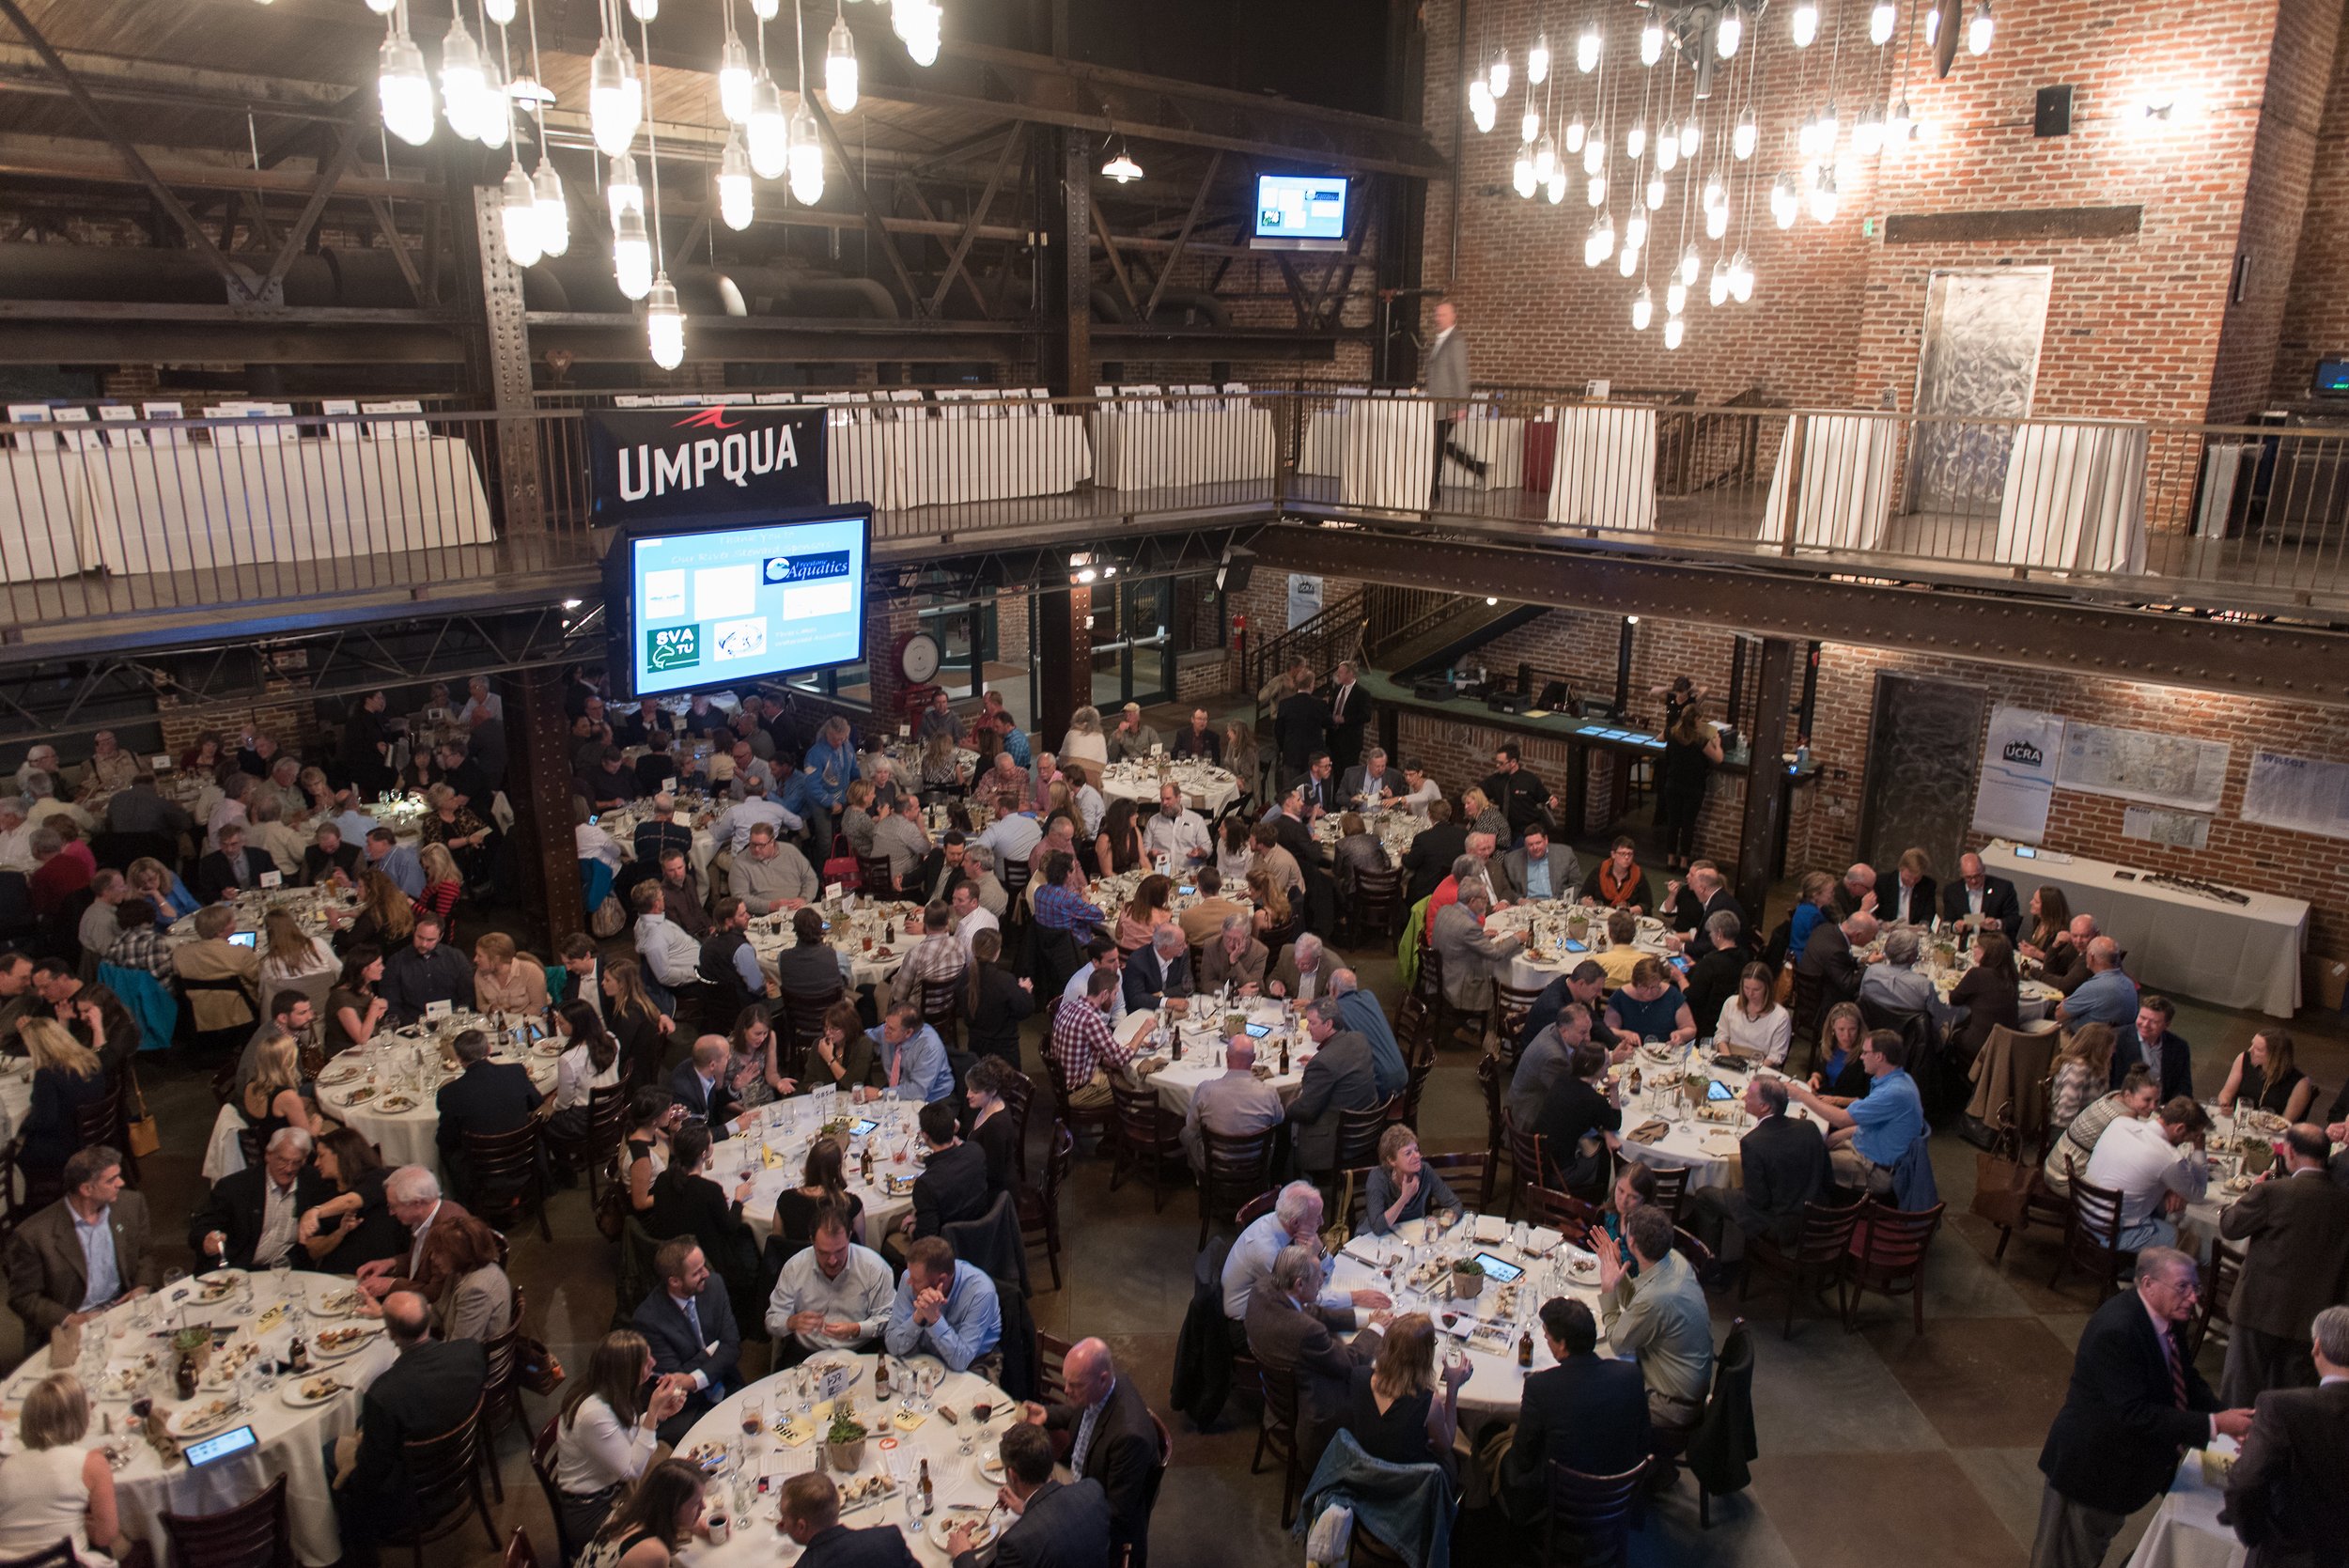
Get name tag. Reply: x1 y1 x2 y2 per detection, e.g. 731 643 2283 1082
255 1303 285 1332
258 871 283 890
151 755 174 771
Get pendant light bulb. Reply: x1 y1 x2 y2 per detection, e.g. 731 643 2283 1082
1925 5 1940 45
500 161 542 267
1545 169 1568 204
1626 120 1646 160
1587 171 1608 207
1595 210 1616 261
1730 251 1755 302
589 39 639 157
1871 0 1897 45
1641 18 1664 65
719 132 754 230
1810 170 1840 224
900 2 941 68
1771 172 1798 227
607 153 644 227
626 0 658 20
748 74 787 179
1102 148 1143 184
1667 277 1688 315
720 32 755 124
1734 106 1758 160
440 17 484 141
646 273 685 368
1533 133 1557 183
1656 125 1679 173
786 102 825 205
1968 0 1994 54
825 17 860 113
474 56 509 149
485 0 515 23
1632 285 1654 331
1564 110 1586 153
1522 108 1541 144
1709 256 1730 305
534 158 570 257
1645 174 1666 210
748 0 776 15
1717 3 1743 57
1679 245 1702 287
1488 50 1511 98
365 0 397 12
378 30 434 147
1619 241 1640 276
1576 25 1601 73
1705 202 1728 238
1855 106 1886 156
1528 33 1550 84
613 207 652 299
1680 116 1701 158
1582 133 1605 176
1665 314 1685 349
1792 0 1819 47
1625 210 1649 250
1512 146 1536 198
1890 97 1916 145
1470 79 1498 134
1703 168 1725 210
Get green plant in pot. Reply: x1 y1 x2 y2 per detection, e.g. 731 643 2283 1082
825 1398 868 1473
1448 1256 1486 1301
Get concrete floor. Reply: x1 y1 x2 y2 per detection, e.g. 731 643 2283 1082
13 853 2342 1568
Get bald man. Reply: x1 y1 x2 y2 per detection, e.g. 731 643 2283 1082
1020 1337 1162 1568
2055 935 2139 1032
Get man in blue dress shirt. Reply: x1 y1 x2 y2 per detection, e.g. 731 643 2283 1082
883 1235 1001 1374
2057 937 2140 1032
1787 1029 1924 1194
866 1003 952 1103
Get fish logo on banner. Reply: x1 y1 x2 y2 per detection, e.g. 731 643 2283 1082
587 405 830 523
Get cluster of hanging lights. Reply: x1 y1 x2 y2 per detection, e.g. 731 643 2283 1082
1473 0 1994 349
371 0 944 367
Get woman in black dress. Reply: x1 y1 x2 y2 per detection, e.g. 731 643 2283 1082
962 1056 1020 1195
303 1126 406 1273
625 1086 677 1218
18 1018 108 1194
601 959 674 1086
1948 932 2022 1064
770 1136 865 1247
1657 699 1723 873
963 928 1034 1068
1344 1312 1469 1483
645 1123 760 1318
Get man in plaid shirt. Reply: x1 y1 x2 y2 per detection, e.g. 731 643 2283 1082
1050 965 1132 1113
899 901 968 991
1033 850 1105 940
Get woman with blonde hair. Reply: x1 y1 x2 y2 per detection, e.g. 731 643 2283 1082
1809 1001 1871 1104
472 930 550 1015
2049 1022 2116 1131
1713 961 1792 1064
601 958 671 1086
1344 1312 1468 1479
918 730 965 798
127 854 198 923
241 1028 313 1144
18 1018 106 1192
330 868 412 953
412 841 462 923
1246 864 1290 939
1460 785 1507 840
839 779 879 862
0 1374 120 1566
259 907 336 991
2218 1027 2316 1121
1361 1125 1460 1236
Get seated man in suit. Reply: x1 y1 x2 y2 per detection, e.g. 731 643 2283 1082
1797 909 1875 1011
328 1289 488 1563
2110 994 2193 1102
1501 828 1579 907
1018 1337 1160 1568
950 1421 1112 1568
1501 1297 1651 1522
1124 923 1192 1016
194 823 275 903
354 1165 474 1300
192 1126 334 1271
1941 850 2021 932
1688 1077 1830 1267
886 1099 992 1264
781 1472 922 1568
1200 915 1270 995
1339 747 1407 811
1430 883 1525 1019
884 1235 1002 1376
632 1239 741 1444
2224 1304 2349 1567
1246 1243 1384 1471
669 1034 743 1134
433 1027 543 1205
3 1144 157 1343
1288 999 1381 1184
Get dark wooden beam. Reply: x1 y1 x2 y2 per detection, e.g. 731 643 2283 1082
1884 207 2143 243
1733 638 1797 919
1090 200 1143 322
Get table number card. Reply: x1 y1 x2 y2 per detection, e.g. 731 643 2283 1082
818 1365 854 1405
254 1303 284 1333
97 404 143 447
320 398 362 443
52 407 101 451
425 1000 453 1021
6 405 60 451
258 872 283 890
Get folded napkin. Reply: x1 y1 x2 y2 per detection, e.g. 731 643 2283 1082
1626 1120 1671 1145
1523 1225 1564 1256
140 1408 183 1467
1471 1214 1508 1245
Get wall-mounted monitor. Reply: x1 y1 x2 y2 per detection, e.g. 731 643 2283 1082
1252 174 1349 252
2313 358 2349 398
605 505 872 699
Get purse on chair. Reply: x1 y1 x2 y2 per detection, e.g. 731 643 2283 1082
123 1070 162 1159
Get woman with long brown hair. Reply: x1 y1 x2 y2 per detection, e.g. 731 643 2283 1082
770 1135 864 1245
2049 1022 2117 1132
1246 864 1290 939
301 1126 403 1272
551 1332 689 1552
963 927 1033 1067
601 958 671 1085
332 868 412 953
1343 1311 1469 1480
575 1458 706 1568
1114 872 1174 954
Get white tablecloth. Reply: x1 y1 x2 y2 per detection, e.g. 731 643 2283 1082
829 416 1090 511
1097 760 1240 819
0 1270 397 1566
1995 421 2150 573
599 801 722 886
0 435 493 582
1978 843 2308 1016
718 1094 918 1246
674 1356 1016 1567
2124 1446 2245 1568
1450 416 1525 490
0 1069 30 1144
746 908 908 994
1116 1006 1310 1121
1299 411 1345 476
1760 413 1897 549
312 1023 560 1177
1090 407 1275 489
1338 401 1437 511
1546 406 1657 531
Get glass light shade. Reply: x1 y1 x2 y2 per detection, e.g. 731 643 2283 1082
1717 4 1743 56
720 34 754 124
1595 211 1615 259
1680 116 1701 157
719 134 754 230
1666 277 1688 314
607 154 644 226
1771 173 1798 227
1632 286 1653 330
1583 227 1602 269
1625 210 1649 249
1626 120 1646 160
1577 27 1601 72
627 0 658 19
1705 202 1728 238
440 19 484 141
1796 113 1817 159
1703 169 1725 209
1656 128 1679 172
1641 19 1663 64
500 163 542 267
1470 80 1497 133
1820 102 1841 147
1811 171 1840 223
1618 241 1640 276
748 0 777 15
1103 151 1143 183
1793 1 1819 46
1890 98 1915 144
1855 107 1886 155
1528 34 1550 84
474 58 509 149
1533 133 1557 182
1709 257 1730 305
1968 1 1993 54
1734 106 1758 159
1583 134 1605 176
1587 172 1607 206
1664 315 1685 349
588 39 638 157
1545 170 1568 203
1871 0 1897 45
786 104 825 205
1924 6 1940 45
1645 175 1666 210
534 159 569 256
1512 147 1536 198
365 0 397 12
1679 245 1701 287
747 75 787 179
1489 51 1511 97
1564 112 1586 152
646 274 684 368
484 0 515 23
613 208 652 299
1730 251 1755 302
903 8 941 68
1521 108 1541 143
379 32 434 147
825 18 860 111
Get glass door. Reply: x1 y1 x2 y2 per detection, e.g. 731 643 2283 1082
1083 579 1174 709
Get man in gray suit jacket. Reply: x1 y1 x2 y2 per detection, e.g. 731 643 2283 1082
1286 999 1381 1177
1338 747 1407 810
1423 300 1486 493
5 1145 159 1341
1501 828 1582 907
1244 1244 1383 1471
2218 1126 2349 1405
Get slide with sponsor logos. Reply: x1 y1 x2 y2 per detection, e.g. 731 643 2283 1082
625 512 867 695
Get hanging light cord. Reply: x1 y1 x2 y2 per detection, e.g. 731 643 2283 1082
641 14 662 259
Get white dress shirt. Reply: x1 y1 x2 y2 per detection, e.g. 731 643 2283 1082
2085 1115 2208 1227
957 905 1001 957
763 1242 896 1354
1142 808 1213 867
255 1176 303 1268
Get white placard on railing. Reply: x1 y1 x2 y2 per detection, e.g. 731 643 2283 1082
360 399 428 440
7 405 60 451
97 405 141 447
140 401 187 445
50 407 101 452
320 398 361 442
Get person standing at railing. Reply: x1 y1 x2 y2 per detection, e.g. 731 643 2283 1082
1423 300 1486 499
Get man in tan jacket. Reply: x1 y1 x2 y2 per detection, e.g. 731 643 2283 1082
172 903 260 1036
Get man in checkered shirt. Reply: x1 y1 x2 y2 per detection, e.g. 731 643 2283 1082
1050 964 1133 1114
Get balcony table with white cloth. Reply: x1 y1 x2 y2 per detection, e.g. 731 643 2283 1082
1299 400 1436 511
0 1268 397 1567
1091 404 1276 489
1097 758 1241 820
1546 405 1658 532
827 411 1091 511
1977 842 2308 1016
710 1093 920 1246
2123 1442 2245 1568
1994 419 2151 574
1758 413 1897 550
670 1353 1020 1568
307 1017 560 1178
0 430 492 584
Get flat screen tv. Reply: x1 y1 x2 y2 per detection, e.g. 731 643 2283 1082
1252 173 1349 252
605 505 872 699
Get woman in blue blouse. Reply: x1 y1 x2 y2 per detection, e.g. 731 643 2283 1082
1605 957 1696 1046
127 855 198 923
1362 1126 1462 1235
1784 870 1837 969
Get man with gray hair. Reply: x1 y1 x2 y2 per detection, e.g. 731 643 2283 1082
1220 1178 1389 1325
2056 934 2139 1032
1288 997 1380 1182
77 869 126 960
1831 862 1879 920
2032 1247 2252 1568
957 843 1009 918
1859 924 1949 1027
2216 1122 2349 1405
432 1029 540 1207
1430 879 1525 1017
1688 1076 1829 1266
0 799 34 872
1268 930 1334 1004
1244 1243 1387 1470
356 1167 474 1301
1141 781 1211 870
1340 747 1405 810
1797 907 1876 1010
1107 703 1162 765
1181 1033 1284 1176
1202 912 1268 994
2224 1303 2349 1562
12 743 59 798
1329 969 1407 1098
1682 909 1749 1036
1126 922 1193 1015
192 1126 330 1271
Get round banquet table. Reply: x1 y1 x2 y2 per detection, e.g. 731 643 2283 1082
1324 1216 1617 1418
1492 904 1675 990
0 1268 397 1567
0 1060 33 1144
671 1353 1020 1568
745 905 911 995
2123 1444 2246 1568
1113 1005 1311 1120
166 885 352 946
1597 1048 1836 1192
716 1094 921 1245
1309 807 1422 866
312 1016 560 1177
1097 758 1239 819
597 799 722 887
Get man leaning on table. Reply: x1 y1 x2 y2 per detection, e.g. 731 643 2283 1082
1220 1180 1390 1332
330 1288 486 1564
1181 1036 1284 1175
3 1145 156 1343
1784 1028 1925 1195
2225 1304 2349 1568
2031 1248 2253 1568
885 1235 1003 1378
353 1165 474 1301
765 1201 894 1365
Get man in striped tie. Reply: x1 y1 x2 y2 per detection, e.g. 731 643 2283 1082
2030 1248 2254 1568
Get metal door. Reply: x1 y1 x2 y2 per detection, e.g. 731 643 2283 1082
1906 268 2052 514
1855 674 1988 877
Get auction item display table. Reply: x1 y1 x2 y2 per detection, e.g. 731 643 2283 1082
1546 405 1657 532
1994 420 2150 574
1759 413 1897 550
1090 405 1276 489
829 415 1091 511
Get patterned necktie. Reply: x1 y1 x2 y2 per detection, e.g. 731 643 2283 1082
2159 1325 2186 1409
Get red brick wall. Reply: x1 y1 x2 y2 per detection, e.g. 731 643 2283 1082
2270 0 2349 407
1420 0 2298 427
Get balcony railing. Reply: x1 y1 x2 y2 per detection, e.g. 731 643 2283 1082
2 386 2344 644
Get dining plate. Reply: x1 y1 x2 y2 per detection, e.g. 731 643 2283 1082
166 1399 240 1438
378 1095 416 1113
283 1374 350 1407
929 1510 994 1550
312 1324 383 1358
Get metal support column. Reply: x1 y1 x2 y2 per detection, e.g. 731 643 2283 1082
464 181 544 532
508 665 584 949
1034 585 1090 749
1038 126 1091 396
1734 638 1797 921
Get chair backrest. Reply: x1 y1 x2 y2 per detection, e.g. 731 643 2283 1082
463 1123 544 1226
402 1396 486 1500
1854 1200 1946 1276
1337 1166 1377 1235
1201 1125 1279 1216
1545 1458 1648 1565
73 1079 123 1149
163 1473 291 1568
583 1081 633 1151
1235 1187 1280 1230
1392 994 1431 1062
0 1542 80 1568
998 1067 1036 1180
1399 1053 1436 1130
1788 969 1825 1040
1257 1358 1300 1429
1493 980 1544 1047
857 855 898 896
1645 1165 1690 1224
1502 1111 1549 1193
1671 1225 1716 1277
1110 1076 1174 1145
2066 1176 2128 1254
503 1529 541 1568
1353 865 1401 937
1037 1330 1072 1404
1423 1152 1492 1214
919 975 962 1034
941 1190 1028 1294
1039 1120 1076 1211
1333 1096 1399 1170
782 986 845 1058
1520 1185 1599 1242
528 1414 577 1559
1794 1199 1866 1265
1476 1054 1503 1143
480 1311 522 1402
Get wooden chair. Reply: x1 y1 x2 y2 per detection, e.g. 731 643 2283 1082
1347 865 1403 947
1476 1055 1506 1189
1695 1318 1756 1529
1741 1199 1863 1338
1019 1121 1076 1291
1501 1113 1549 1219
76 1080 133 1185
2187 1239 2248 1361
1036 1330 1072 1405
1251 1360 1307 1528
0 1545 80 1568
1520 1185 1600 1244
1199 1125 1279 1248
1672 1225 1717 1281
1843 1200 1947 1335
544 1083 631 1202
1108 1077 1187 1211
1542 1458 1648 1567
2050 1175 2134 1300
1491 980 1544 1056
780 986 845 1073
528 1414 589 1566
1646 1165 1690 1226
1236 1188 1281 1230
1336 1165 1377 1235
997 1066 1037 1183
1332 1097 1397 1174
163 1473 292 1568
1423 1151 1492 1214
1996 1155 2077 1263
1392 994 1432 1063
919 974 962 1047
1040 1039 1115 1151
1787 970 1826 1068
476 1290 529 1491
462 1123 552 1240
503 1529 540 1568
857 854 899 898
377 1397 500 1568
1397 1052 1436 1129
